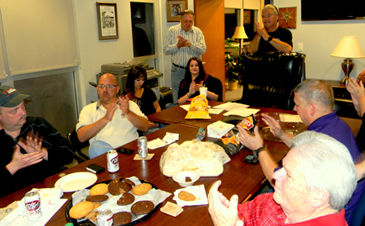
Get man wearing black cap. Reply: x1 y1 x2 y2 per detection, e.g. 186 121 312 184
0 86 74 197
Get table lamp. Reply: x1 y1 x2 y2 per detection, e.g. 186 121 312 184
331 36 365 84
231 26 248 55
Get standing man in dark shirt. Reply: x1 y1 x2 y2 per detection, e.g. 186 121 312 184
248 4 293 54
0 86 74 197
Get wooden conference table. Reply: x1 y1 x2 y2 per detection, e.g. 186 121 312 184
0 123 289 226
1 101 357 225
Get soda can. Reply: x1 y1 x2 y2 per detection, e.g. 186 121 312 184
97 209 113 226
107 150 119 173
138 136 148 158
24 191 42 221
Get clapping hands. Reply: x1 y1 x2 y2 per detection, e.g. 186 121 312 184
177 35 190 48
7 131 46 175
208 180 243 226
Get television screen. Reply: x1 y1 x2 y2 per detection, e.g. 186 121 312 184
301 1 365 21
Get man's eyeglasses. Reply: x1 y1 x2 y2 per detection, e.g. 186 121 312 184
98 84 118 89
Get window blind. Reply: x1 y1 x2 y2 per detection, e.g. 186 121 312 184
0 0 78 76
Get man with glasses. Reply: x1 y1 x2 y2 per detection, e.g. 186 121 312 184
76 73 149 158
163 9 206 103
0 86 74 197
248 4 293 54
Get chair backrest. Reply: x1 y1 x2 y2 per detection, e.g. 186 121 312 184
210 76 223 102
237 52 306 110
66 129 90 163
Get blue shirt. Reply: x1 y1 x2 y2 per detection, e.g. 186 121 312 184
308 111 364 222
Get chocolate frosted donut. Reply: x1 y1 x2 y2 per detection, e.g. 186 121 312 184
131 201 154 215
117 192 135 206
119 181 132 193
123 178 135 187
86 195 109 202
108 177 122 195
113 212 132 225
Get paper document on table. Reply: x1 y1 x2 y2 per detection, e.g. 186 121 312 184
208 108 223 114
279 114 303 122
223 108 260 117
213 102 249 111
180 104 190 111
180 104 211 111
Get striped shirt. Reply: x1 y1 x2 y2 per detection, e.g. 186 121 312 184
163 24 206 68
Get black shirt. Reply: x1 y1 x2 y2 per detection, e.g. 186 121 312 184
0 117 74 197
253 26 293 53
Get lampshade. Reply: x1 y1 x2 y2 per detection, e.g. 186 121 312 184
331 36 365 58
232 26 248 39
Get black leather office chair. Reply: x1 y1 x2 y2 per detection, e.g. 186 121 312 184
236 52 306 110
66 129 90 163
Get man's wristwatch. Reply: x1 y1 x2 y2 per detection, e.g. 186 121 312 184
267 36 273 42
253 145 266 159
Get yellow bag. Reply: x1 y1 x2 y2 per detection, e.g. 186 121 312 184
185 94 211 119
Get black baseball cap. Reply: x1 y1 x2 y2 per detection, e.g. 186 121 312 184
0 86 31 107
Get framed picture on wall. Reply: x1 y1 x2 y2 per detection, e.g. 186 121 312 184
96 2 119 40
279 7 296 29
166 0 187 22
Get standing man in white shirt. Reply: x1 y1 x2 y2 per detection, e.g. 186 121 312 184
163 9 206 103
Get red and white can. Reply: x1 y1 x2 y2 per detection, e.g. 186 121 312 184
97 209 113 226
138 136 148 158
24 190 42 221
107 150 119 173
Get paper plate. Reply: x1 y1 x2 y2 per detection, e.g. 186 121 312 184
54 172 97 192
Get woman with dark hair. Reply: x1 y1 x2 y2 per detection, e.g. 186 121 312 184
177 57 223 104
123 65 161 129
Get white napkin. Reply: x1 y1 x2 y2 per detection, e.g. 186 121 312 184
207 121 235 138
173 185 208 207
147 133 179 150
0 188 66 226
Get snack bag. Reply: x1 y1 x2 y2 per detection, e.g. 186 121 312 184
237 114 257 133
215 129 242 155
185 94 211 119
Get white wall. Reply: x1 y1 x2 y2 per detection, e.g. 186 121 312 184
75 0 194 106
275 0 365 81
75 1 135 105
